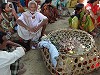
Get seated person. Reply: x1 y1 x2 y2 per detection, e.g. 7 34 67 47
0 3 18 33
57 0 70 16
16 1 48 49
85 0 100 36
85 0 100 26
69 3 84 29
69 3 95 33
0 31 26 75
41 0 59 23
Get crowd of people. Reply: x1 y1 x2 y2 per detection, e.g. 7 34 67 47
0 0 100 75
69 0 100 36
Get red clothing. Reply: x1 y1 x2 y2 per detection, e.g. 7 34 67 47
86 3 100 26
25 0 30 7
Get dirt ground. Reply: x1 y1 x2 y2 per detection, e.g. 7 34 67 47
22 8 100 75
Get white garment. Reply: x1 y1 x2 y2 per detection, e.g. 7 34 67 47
0 47 25 75
5 0 7 3
38 39 59 68
17 11 47 40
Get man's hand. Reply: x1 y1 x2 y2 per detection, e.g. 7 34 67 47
7 40 21 47
32 26 39 32
26 26 38 32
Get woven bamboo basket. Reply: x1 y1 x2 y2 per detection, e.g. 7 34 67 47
41 29 100 75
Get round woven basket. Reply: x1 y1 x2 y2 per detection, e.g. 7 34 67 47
41 29 100 75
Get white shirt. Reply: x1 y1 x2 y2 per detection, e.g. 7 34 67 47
0 47 25 75
17 11 47 40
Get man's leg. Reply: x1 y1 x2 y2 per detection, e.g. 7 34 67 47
10 60 19 75
41 24 47 37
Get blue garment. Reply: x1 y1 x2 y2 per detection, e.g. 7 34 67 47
38 39 59 68
57 0 67 8
52 0 59 6
20 0 25 7
17 13 22 17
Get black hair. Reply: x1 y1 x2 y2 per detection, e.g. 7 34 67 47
88 0 97 3
71 3 84 19
1 3 7 12
74 3 84 11
41 0 52 8
0 31 7 44
45 0 52 3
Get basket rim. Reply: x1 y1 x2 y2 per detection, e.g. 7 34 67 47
47 28 96 57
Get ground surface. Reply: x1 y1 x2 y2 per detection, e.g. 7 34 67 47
22 9 100 75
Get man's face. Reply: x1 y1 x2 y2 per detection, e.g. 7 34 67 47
29 3 37 12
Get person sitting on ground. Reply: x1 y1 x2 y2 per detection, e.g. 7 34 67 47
69 3 84 29
41 0 59 23
57 0 70 16
0 3 18 33
85 0 100 36
0 31 26 75
17 1 48 49
69 3 95 34
85 0 100 26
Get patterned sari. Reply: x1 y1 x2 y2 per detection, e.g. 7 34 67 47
1 12 15 32
69 11 95 32
79 11 95 32
41 4 59 23
86 3 100 26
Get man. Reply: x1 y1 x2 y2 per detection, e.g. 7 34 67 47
0 31 26 75
17 1 48 48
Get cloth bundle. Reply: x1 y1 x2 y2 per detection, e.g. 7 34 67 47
38 35 59 68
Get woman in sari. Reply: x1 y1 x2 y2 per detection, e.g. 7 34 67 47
0 3 18 33
69 3 95 33
69 3 84 29
85 0 100 35
85 0 100 26
79 10 95 33
57 0 70 16
41 0 59 23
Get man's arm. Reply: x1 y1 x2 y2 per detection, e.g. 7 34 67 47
0 41 7 49
33 18 48 32
0 47 25 68
16 19 30 30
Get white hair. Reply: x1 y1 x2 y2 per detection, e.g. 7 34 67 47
28 1 37 7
